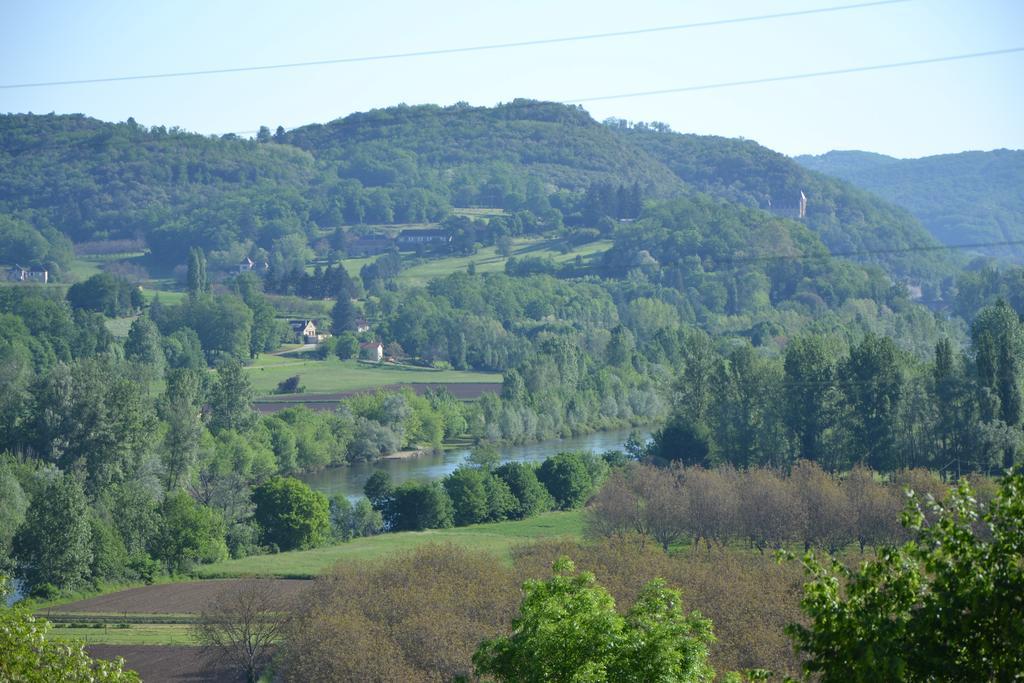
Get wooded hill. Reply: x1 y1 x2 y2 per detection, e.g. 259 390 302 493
1 101 947 278
795 148 1024 261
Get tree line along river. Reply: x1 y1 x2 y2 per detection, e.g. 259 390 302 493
298 426 650 500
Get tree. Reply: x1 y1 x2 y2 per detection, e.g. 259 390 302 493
187 247 209 297
252 477 329 551
972 300 1023 467
467 443 501 469
0 606 139 682
333 332 359 360
363 470 394 511
788 470 1024 681
444 467 489 526
840 333 905 471
67 273 141 317
193 580 290 683
330 296 356 335
13 474 93 595
123 314 164 377
158 368 205 490
150 491 227 573
650 415 715 467
537 451 598 510
387 481 454 531
207 359 255 433
473 557 716 682
930 338 975 473
784 336 840 468
494 462 553 519
0 464 28 569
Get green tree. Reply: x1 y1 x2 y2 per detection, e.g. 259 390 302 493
443 467 489 526
333 332 360 360
123 314 164 376
187 246 209 297
972 299 1023 427
208 359 255 433
840 333 905 471
13 474 93 594
0 464 28 569
387 481 454 531
0 606 140 682
537 451 599 510
784 336 841 469
788 470 1024 681
363 470 394 511
150 491 227 573
473 557 716 682
158 368 205 489
650 414 716 467
252 477 329 551
330 296 356 335
930 339 976 473
494 462 553 519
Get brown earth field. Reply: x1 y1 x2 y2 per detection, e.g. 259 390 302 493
87 645 244 683
253 381 502 413
47 579 311 614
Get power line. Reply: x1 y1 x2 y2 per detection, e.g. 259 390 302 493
716 239 1024 264
561 237 1024 274
563 47 1024 103
4 44 1022 156
0 0 911 89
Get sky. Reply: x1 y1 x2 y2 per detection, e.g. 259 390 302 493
1 0 1021 158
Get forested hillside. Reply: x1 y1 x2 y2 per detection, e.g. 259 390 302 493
796 148 1024 261
615 123 950 278
280 100 688 200
1 102 953 283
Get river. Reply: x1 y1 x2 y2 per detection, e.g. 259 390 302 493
298 426 650 500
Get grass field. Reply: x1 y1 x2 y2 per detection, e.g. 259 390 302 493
104 316 138 338
335 237 612 286
49 624 197 645
395 238 612 286
246 356 500 395
196 510 584 578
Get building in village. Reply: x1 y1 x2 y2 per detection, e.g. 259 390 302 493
6 265 48 283
288 319 325 344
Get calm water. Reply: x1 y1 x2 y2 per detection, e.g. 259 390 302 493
299 426 650 500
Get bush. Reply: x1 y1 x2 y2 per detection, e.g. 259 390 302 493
274 375 305 394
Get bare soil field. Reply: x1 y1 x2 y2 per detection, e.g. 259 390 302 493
87 645 244 683
49 579 311 614
253 381 502 413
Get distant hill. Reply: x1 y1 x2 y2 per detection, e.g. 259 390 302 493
281 101 688 198
614 125 949 278
0 102 950 279
795 149 1024 261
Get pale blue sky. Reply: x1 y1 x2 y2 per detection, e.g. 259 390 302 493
1 0 1021 157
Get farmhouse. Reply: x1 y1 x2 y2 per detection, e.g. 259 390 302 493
355 317 371 333
360 341 384 362
6 265 48 283
238 256 269 273
396 229 451 248
288 319 323 344
347 234 393 257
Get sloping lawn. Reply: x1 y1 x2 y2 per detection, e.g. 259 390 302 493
246 357 500 395
196 510 583 578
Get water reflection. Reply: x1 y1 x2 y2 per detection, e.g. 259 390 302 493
299 426 650 500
